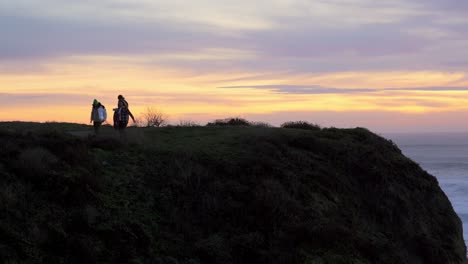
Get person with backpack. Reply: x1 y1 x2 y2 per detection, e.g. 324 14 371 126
113 94 135 139
90 99 107 135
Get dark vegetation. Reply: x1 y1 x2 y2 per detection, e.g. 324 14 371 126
0 121 466 264
281 121 321 131
140 107 168 127
206 118 272 128
206 117 251 126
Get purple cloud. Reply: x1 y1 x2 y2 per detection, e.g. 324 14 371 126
0 13 240 61
415 0 468 13
1 0 468 75
245 21 428 58
0 93 91 106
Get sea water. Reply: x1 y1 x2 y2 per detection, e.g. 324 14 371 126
386 132 468 245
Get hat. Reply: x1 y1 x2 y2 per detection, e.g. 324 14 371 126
93 99 99 106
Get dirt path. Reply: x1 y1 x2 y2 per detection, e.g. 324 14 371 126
67 128 145 145
67 128 120 139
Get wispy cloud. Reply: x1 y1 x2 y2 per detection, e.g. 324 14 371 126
2 0 468 74
0 93 91 106
219 85 376 94
219 85 468 94
2 0 468 132
0 13 233 61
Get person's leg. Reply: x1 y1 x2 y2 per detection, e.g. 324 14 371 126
93 122 98 135
94 122 99 135
119 122 128 141
93 122 101 135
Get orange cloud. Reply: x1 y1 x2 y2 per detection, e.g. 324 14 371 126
2 55 468 128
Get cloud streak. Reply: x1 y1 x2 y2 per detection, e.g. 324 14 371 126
219 85 468 94
0 93 91 106
0 13 236 61
2 0 468 74
2 0 468 132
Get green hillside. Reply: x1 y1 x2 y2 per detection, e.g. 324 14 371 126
0 122 465 264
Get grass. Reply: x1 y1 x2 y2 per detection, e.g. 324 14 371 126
0 122 466 264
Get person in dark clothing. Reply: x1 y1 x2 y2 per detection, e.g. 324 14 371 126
114 95 135 140
90 99 107 135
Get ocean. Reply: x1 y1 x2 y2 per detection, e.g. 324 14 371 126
386 132 468 244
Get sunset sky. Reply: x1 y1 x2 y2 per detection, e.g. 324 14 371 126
2 0 468 132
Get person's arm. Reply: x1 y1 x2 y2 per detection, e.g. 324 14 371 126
128 109 136 122
90 108 93 123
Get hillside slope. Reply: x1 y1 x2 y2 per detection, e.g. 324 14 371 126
0 123 465 263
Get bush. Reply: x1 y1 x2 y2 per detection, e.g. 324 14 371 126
281 121 320 131
139 106 168 127
206 117 251 127
177 120 201 127
251 121 272 128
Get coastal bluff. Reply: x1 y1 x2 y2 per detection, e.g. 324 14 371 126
0 122 465 263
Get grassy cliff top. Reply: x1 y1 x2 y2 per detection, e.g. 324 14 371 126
0 122 465 264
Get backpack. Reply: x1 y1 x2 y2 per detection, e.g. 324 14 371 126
97 106 107 122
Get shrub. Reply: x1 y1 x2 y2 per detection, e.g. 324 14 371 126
281 121 321 131
251 121 272 128
139 106 168 127
178 120 201 127
206 117 251 126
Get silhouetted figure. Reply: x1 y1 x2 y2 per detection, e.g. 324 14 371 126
113 95 135 140
90 99 107 135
